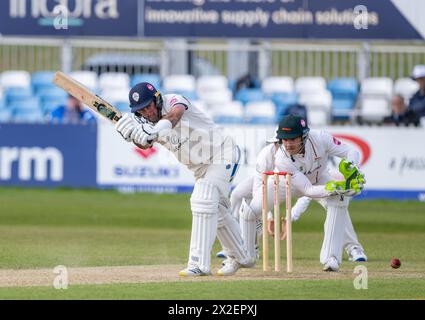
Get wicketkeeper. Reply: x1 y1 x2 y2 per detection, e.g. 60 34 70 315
235 129 367 266
274 115 366 271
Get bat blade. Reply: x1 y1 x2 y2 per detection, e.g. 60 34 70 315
53 71 123 123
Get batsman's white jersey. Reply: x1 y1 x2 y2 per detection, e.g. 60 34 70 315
275 130 364 266
157 94 236 180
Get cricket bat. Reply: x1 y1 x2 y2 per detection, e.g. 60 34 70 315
53 71 122 123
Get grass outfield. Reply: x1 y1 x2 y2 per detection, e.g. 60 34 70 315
0 187 424 299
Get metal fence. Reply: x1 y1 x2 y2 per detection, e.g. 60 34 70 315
1 37 425 80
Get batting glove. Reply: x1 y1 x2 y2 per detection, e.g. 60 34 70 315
131 123 158 147
116 113 136 142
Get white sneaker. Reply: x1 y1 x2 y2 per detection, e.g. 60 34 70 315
323 257 340 272
179 266 211 277
349 247 367 262
217 258 255 276
217 259 242 276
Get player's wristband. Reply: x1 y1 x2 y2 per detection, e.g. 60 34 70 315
153 119 172 138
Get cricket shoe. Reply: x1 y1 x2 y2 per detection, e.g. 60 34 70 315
348 247 368 262
179 266 211 277
216 250 227 259
323 257 340 272
217 258 255 276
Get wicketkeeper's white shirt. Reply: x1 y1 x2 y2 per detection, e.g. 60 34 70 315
275 130 360 199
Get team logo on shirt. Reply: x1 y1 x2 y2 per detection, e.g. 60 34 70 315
132 92 139 102
333 137 341 145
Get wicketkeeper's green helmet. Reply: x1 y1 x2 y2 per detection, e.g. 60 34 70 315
276 115 310 140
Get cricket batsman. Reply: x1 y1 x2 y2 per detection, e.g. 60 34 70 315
114 82 254 276
273 114 366 271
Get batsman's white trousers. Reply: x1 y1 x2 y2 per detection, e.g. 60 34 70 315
187 160 252 272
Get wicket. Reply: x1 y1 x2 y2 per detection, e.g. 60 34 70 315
262 171 292 272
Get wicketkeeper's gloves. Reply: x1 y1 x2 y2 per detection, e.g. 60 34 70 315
338 159 366 187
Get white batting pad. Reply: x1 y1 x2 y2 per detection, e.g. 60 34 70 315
188 179 220 272
217 199 253 265
239 199 258 259
320 195 349 265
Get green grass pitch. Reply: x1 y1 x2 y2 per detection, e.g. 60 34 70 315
0 187 424 300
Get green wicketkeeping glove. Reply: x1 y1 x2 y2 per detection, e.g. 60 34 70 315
325 178 363 197
325 180 350 195
339 159 366 187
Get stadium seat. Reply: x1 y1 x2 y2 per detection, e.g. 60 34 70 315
12 108 44 123
271 92 298 117
5 87 33 105
308 109 329 127
9 97 41 113
358 98 391 122
197 75 228 93
69 71 98 91
360 77 393 99
245 100 276 124
211 101 244 124
131 73 161 89
198 88 233 106
32 71 56 93
41 99 67 115
332 98 355 120
357 78 393 122
100 88 131 105
299 90 332 111
0 71 31 90
234 88 265 105
328 78 358 99
99 72 130 91
0 109 11 122
295 77 326 94
37 86 68 100
394 78 418 101
37 87 68 114
163 75 196 92
262 76 294 95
